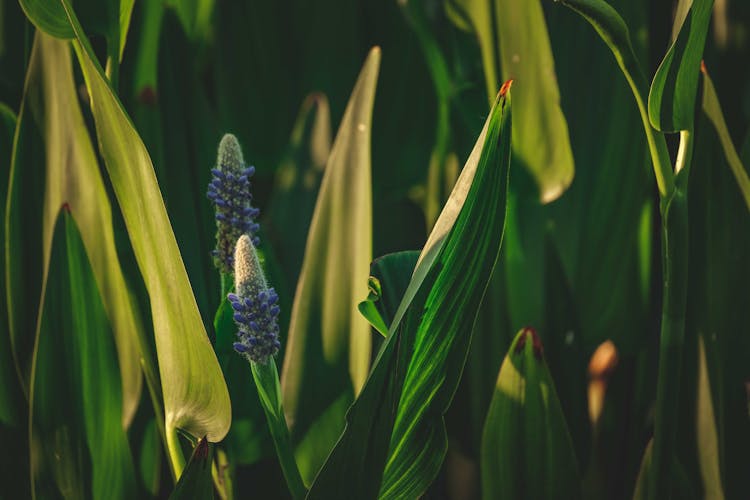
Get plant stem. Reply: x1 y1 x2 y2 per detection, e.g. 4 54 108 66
166 425 188 481
251 360 307 499
650 131 691 499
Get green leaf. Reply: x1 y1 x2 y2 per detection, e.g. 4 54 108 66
31 212 136 499
169 437 214 500
139 419 163 496
647 0 713 132
481 328 581 498
0 102 19 428
369 251 420 329
700 66 750 211
59 0 231 458
280 48 379 483
18 0 74 39
447 0 574 202
554 0 673 197
357 252 421 337
166 0 215 41
695 336 725 498
6 32 143 427
308 83 512 499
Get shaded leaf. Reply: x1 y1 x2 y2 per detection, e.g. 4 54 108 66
280 48 379 483
481 328 581 499
700 65 750 210
169 437 214 500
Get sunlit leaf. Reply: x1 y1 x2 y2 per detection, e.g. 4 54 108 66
481 328 581 499
648 0 713 132
6 32 143 427
280 48 379 483
308 82 512 499
447 0 574 202
59 0 231 459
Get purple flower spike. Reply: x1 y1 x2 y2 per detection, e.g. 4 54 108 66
208 133 261 274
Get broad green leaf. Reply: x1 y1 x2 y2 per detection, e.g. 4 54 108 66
447 0 574 202
59 0 231 454
308 83 512 499
481 328 581 499
139 419 163 496
169 437 214 500
31 212 136 499
554 0 673 196
280 48 379 483
494 0 574 202
6 32 143 427
648 0 713 132
700 66 750 211
18 0 73 39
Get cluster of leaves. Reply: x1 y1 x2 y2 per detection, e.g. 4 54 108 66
0 0 748 499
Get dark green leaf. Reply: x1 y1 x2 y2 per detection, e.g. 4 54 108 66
648 0 713 132
480 328 581 499
169 437 214 500
309 83 512 499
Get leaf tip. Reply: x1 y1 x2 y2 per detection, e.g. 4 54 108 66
499 79 514 98
700 59 708 75
515 326 543 360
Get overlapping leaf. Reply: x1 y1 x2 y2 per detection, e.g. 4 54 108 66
6 32 142 426
280 48 378 483
308 83 512 499
33 0 233 457
648 0 713 132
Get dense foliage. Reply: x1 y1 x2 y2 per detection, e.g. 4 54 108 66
1 0 748 498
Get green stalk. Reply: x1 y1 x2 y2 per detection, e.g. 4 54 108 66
650 131 691 499
166 425 187 480
251 359 307 499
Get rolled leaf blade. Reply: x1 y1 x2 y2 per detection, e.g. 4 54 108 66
648 0 714 132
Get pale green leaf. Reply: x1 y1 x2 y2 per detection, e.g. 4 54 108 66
59 0 231 454
280 48 379 483
700 66 750 211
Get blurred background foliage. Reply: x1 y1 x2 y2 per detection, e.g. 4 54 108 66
1 0 749 498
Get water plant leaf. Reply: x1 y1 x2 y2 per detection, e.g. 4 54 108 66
58 0 231 454
6 32 143 427
554 0 673 197
280 48 379 483
168 437 214 500
447 0 574 203
30 212 136 499
480 328 581 498
308 81 512 499
648 0 713 132
700 65 750 211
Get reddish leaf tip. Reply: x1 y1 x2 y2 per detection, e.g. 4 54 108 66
61 202 71 213
137 86 158 106
515 326 543 360
195 436 209 460
499 79 514 97
700 60 707 75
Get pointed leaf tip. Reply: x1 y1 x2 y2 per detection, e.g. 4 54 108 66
515 326 543 360
499 79 514 97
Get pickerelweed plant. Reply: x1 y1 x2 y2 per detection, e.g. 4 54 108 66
3 1 749 499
